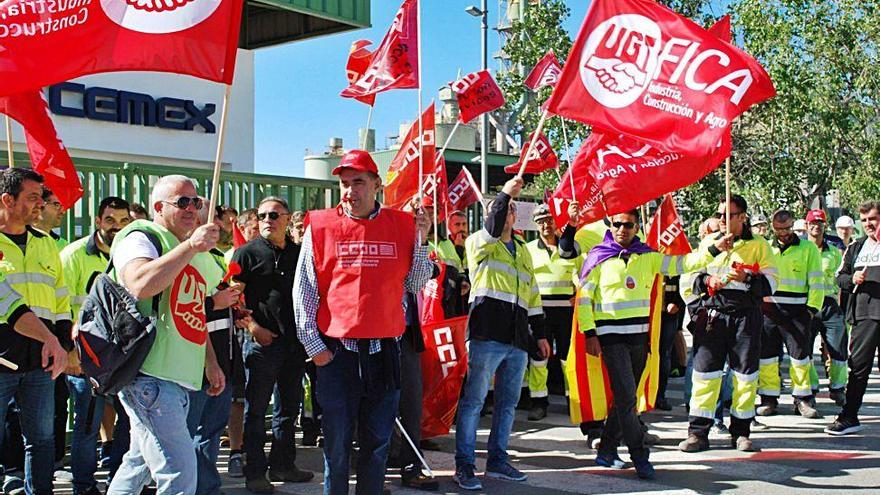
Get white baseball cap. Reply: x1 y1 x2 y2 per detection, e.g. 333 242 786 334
793 219 807 231
836 215 855 229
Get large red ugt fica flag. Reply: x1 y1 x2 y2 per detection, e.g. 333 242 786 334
0 0 244 96
547 0 774 157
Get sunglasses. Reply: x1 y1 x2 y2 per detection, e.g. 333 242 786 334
612 221 636 229
164 196 203 210
713 211 742 219
257 211 287 221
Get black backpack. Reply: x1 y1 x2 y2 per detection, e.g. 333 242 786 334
75 231 162 396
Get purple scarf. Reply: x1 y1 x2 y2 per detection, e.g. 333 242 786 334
579 230 656 282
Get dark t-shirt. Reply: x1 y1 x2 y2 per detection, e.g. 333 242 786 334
232 236 302 353
4 232 28 255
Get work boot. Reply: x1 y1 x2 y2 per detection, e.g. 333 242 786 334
678 434 709 453
268 466 314 483
829 388 846 407
756 398 778 416
632 456 656 480
527 401 548 421
795 400 820 419
245 476 274 494
731 436 758 452
401 464 439 491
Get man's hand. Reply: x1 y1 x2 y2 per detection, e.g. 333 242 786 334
713 233 735 252
536 338 552 360
727 268 749 283
415 207 431 244
211 287 241 310
665 303 680 315
249 324 277 347
460 280 471 296
64 349 82 376
189 224 220 253
501 177 524 199
707 275 726 292
585 335 601 357
41 336 67 379
205 359 226 397
567 201 580 227
854 269 866 285
312 349 334 367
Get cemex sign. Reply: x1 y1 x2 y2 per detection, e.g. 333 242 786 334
48 82 217 133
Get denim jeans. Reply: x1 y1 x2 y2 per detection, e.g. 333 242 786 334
67 375 105 494
0 370 55 495
187 379 233 495
105 396 130 482
242 339 305 480
107 375 196 495
316 347 400 495
455 339 528 469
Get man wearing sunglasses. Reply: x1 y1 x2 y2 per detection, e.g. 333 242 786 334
755 210 824 420
578 210 732 479
107 175 222 495
231 197 313 492
680 195 779 454
294 150 432 495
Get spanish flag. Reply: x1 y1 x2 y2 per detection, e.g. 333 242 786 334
565 274 663 423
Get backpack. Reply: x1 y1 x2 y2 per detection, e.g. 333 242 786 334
75 231 162 396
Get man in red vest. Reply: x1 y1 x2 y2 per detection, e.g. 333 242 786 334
294 150 432 495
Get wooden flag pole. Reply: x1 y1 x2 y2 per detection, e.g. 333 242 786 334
516 109 549 179
206 84 233 226
5 116 13 168
559 116 576 200
432 180 438 246
361 104 374 150
725 157 731 229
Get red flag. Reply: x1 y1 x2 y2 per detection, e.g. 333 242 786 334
232 222 247 249
422 156 448 220
646 194 692 255
446 167 482 216
504 133 558 175
420 315 468 439
345 40 377 106
0 91 83 209
0 0 243 96
547 140 607 228
546 0 775 157
524 50 564 90
451 70 505 124
384 103 436 210
341 0 419 99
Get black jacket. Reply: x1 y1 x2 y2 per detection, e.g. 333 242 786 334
837 236 880 323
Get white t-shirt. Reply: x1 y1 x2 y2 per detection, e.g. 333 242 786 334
855 237 880 268
113 232 160 286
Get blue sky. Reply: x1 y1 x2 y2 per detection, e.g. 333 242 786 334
252 1 590 177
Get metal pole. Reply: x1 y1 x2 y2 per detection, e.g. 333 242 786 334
479 0 488 193
5 116 13 168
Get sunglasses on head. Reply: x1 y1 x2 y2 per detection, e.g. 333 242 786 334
165 196 203 210
257 211 286 221
612 221 636 229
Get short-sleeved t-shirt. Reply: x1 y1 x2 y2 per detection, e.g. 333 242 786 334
112 232 160 287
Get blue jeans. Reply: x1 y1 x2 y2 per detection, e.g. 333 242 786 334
187 380 233 495
455 339 528 469
0 370 55 495
316 347 400 495
107 376 196 495
685 352 732 424
67 375 105 494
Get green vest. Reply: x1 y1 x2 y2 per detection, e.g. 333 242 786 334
766 237 824 311
525 238 578 305
60 234 110 322
430 238 466 273
111 220 216 391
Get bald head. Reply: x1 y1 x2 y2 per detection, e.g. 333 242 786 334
150 174 199 240
151 175 194 211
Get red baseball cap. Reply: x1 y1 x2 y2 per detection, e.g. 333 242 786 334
806 209 827 223
332 150 379 176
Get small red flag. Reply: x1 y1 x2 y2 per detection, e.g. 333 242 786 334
420 315 469 439
546 0 775 157
0 0 243 96
345 40 377 106
0 90 83 209
422 156 449 220
524 50 564 91
547 140 607 228
446 167 483 216
232 222 247 248
384 103 436 210
451 70 505 124
341 0 419 99
646 194 692 255
504 133 558 175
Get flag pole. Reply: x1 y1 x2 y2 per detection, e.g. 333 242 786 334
432 180 438 246
416 0 424 201
436 120 461 158
362 104 374 150
206 84 233 225
5 116 13 168
560 117 576 200
516 109 549 179
725 157 731 228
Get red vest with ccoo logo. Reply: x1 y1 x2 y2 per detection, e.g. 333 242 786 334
309 207 416 339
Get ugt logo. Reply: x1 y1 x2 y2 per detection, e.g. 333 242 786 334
101 0 222 34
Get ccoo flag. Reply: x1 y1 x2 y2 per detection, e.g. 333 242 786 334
546 0 775 157
384 103 436 210
0 90 83 209
524 50 564 91
646 194 692 255
0 0 244 96
504 132 558 175
345 40 378 106
451 70 505 124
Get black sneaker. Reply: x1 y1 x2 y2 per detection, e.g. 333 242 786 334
527 403 547 421
825 417 862 436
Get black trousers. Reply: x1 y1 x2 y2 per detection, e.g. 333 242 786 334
390 333 424 467
597 333 648 461
658 311 684 401
842 319 880 420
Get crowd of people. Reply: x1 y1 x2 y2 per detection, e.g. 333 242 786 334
0 148 877 494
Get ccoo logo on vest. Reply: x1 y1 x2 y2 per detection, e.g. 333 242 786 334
336 241 398 268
